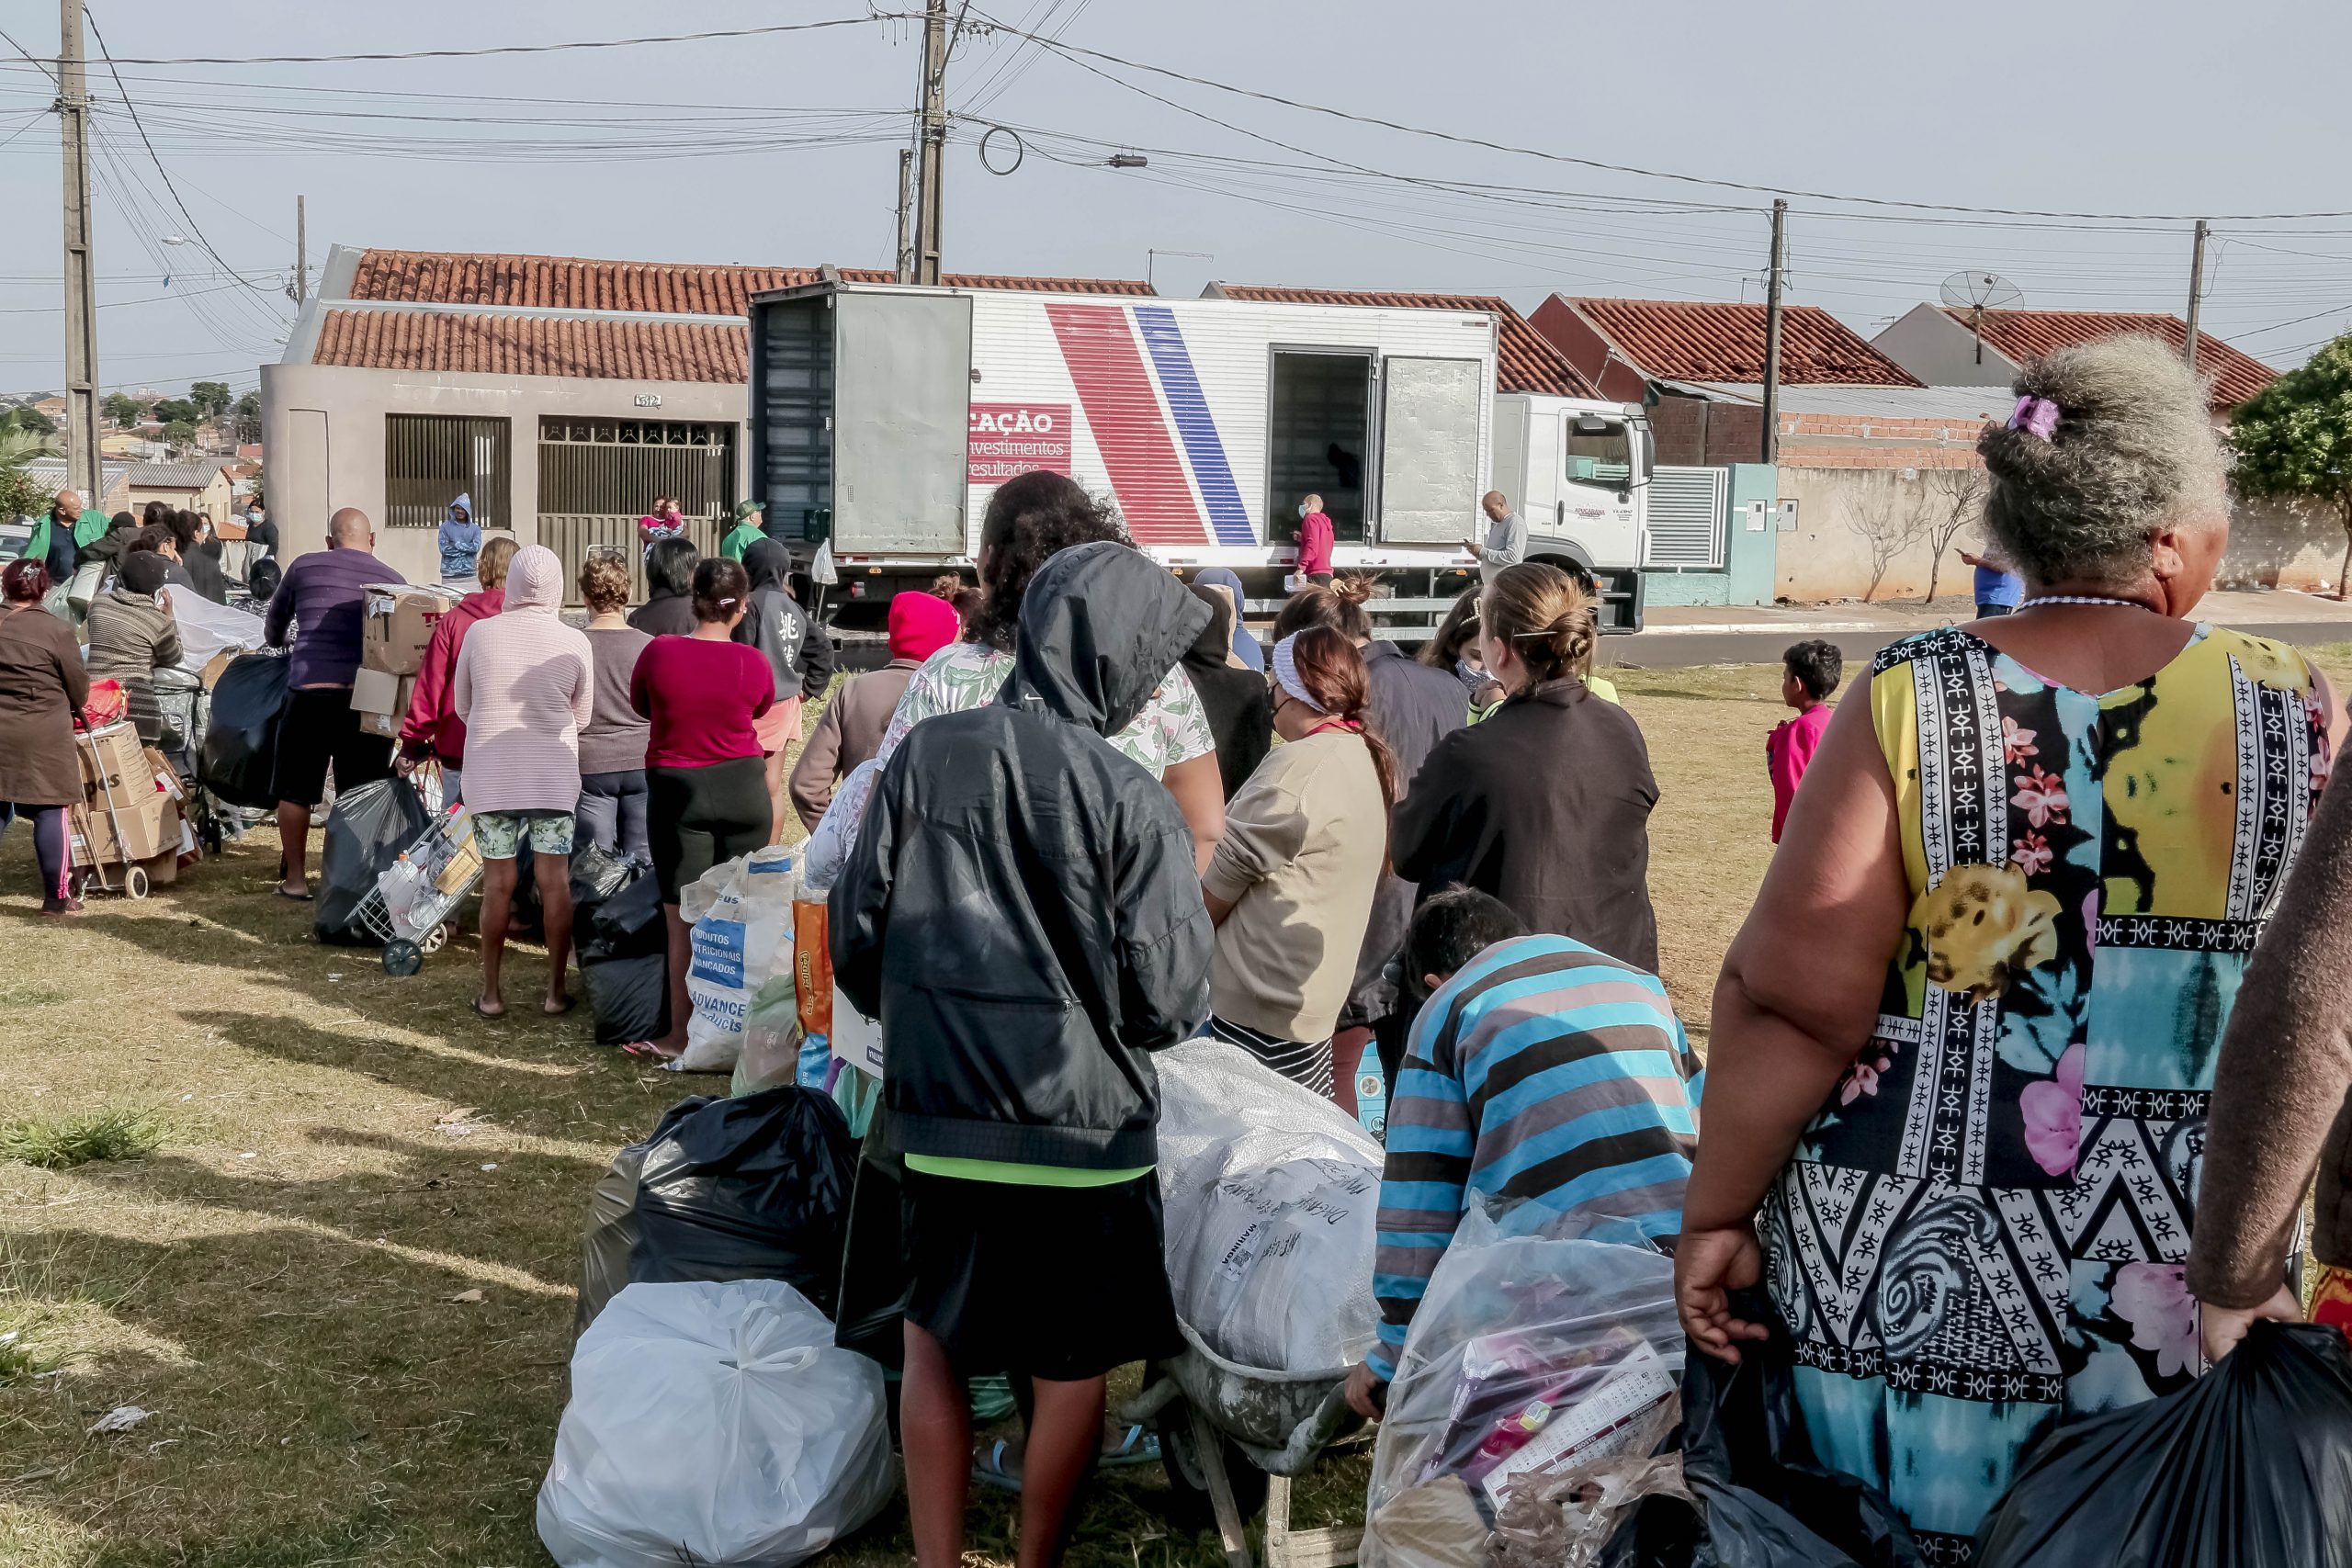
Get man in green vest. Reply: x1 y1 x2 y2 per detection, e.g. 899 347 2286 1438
28 488 109 583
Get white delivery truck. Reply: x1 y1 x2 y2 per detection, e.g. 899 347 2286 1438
748 279 1653 634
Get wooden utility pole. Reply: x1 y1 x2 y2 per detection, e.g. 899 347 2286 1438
294 194 307 305
912 0 949 285
2183 220 2209 374
58 0 101 500
1760 197 1787 466
895 149 914 284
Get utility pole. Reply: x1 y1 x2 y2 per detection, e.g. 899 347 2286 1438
894 150 914 284
57 0 101 501
294 194 307 305
911 0 949 285
1759 197 1787 467
2183 219 2209 375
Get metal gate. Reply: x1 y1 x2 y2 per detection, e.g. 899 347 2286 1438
538 513 727 607
537 417 736 520
385 413 511 530
1643 464 1729 570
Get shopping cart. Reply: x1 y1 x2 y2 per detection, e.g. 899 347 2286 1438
351 792 482 976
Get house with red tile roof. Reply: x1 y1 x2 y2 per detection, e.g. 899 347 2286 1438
1530 297 1922 404
261 245 1153 590
1872 304 2275 412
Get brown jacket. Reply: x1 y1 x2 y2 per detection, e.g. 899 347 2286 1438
0 604 91 806
788 660 918 832
2188 765 2352 1308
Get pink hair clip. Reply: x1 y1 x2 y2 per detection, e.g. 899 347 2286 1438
2007 395 2060 440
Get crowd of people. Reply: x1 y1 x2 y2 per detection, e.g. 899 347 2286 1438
8 333 2352 1562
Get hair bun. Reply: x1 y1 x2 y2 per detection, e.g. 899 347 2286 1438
1331 574 1376 606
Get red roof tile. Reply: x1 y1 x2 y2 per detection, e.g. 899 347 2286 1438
1564 298 1921 387
1943 308 2275 409
345 250 1151 312
313 310 751 383
1206 284 1596 397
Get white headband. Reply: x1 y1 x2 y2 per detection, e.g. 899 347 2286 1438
1271 633 1326 713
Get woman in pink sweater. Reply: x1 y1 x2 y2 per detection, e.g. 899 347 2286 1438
454 544 594 1020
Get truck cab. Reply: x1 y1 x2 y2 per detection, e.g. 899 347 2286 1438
1492 393 1653 629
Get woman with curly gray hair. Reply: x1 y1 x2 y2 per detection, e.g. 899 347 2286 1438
1673 334 2344 1554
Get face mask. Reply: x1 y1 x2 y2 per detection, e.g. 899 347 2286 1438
1297 502 1310 519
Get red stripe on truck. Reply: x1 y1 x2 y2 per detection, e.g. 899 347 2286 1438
1043 302 1205 545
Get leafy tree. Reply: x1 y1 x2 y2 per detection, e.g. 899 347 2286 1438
8 405 56 437
0 425 57 522
232 390 261 445
189 380 232 422
150 397 200 426
163 419 198 449
101 392 142 428
246 460 265 508
2232 336 2352 599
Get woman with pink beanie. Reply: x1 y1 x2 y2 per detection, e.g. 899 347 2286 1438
453 543 594 1020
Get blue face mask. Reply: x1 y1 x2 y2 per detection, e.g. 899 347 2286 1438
1297 501 1310 519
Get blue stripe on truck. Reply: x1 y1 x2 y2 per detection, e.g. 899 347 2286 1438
1133 306 1257 547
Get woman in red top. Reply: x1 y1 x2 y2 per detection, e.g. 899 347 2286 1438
626 557 774 1060
1296 491 1335 585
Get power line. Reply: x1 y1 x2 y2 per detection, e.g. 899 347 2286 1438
44 14 885 66
970 11 2352 224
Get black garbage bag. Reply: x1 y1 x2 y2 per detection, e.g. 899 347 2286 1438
1973 1320 2352 1568
628 1086 858 1318
315 776 431 944
1603 1312 1923 1568
577 858 668 1046
197 651 288 809
570 842 634 904
574 1094 708 1339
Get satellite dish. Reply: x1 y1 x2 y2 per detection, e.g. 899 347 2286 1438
1939 271 2025 366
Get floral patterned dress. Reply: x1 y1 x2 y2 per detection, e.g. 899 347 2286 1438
1761 623 2327 1563
876 640 1216 777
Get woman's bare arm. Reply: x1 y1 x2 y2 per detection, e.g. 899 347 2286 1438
1161 750 1226 876
1678 689 1911 1357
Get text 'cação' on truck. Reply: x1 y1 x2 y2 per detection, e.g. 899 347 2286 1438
748 277 1655 642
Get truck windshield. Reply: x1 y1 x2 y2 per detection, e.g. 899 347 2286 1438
1565 419 1634 490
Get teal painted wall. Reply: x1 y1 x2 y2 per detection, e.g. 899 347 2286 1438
1637 463 1781 608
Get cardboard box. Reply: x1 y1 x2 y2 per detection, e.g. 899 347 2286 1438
69 790 179 868
352 669 416 739
361 583 461 677
142 749 187 802
77 723 154 802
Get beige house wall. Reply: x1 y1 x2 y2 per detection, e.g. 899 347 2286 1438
260 363 748 584
1770 465 2331 603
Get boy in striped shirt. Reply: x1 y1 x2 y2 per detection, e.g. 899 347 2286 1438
1346 886 1702 1417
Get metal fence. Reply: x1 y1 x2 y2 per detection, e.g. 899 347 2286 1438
537 418 735 521
1643 465 1729 570
538 513 727 607
385 413 513 530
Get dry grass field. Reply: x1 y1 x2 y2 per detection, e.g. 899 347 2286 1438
10 648 2333 1566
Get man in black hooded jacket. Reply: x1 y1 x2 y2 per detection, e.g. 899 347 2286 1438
735 536 833 837
831 538 1213 1568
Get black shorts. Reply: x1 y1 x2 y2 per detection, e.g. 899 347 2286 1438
272 687 395 808
647 756 772 904
899 1168 1183 1382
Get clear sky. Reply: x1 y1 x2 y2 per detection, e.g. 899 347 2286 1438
1 0 2347 399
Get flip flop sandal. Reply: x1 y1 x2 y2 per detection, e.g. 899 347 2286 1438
470 998 505 1021
620 1040 678 1061
971 1439 1023 1494
542 996 578 1017
1099 1425 1160 1469
273 887 312 901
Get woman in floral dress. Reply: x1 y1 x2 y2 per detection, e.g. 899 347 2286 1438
1675 335 2342 1562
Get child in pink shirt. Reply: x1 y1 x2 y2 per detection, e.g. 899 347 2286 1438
1766 639 1842 842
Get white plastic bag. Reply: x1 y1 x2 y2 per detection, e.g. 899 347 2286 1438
537 1279 896 1568
1363 1210 1685 1568
1153 1038 1384 1372
677 848 801 1075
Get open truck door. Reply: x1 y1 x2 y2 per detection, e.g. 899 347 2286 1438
1375 355 1484 543
752 287 972 556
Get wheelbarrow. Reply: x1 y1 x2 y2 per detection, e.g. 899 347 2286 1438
1123 1319 1372 1568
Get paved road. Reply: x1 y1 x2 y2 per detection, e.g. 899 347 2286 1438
1611 621 2352 670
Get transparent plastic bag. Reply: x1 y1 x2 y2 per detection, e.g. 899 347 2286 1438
676 848 801 1075
537 1279 895 1568
1153 1037 1384 1371
1363 1209 1686 1568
